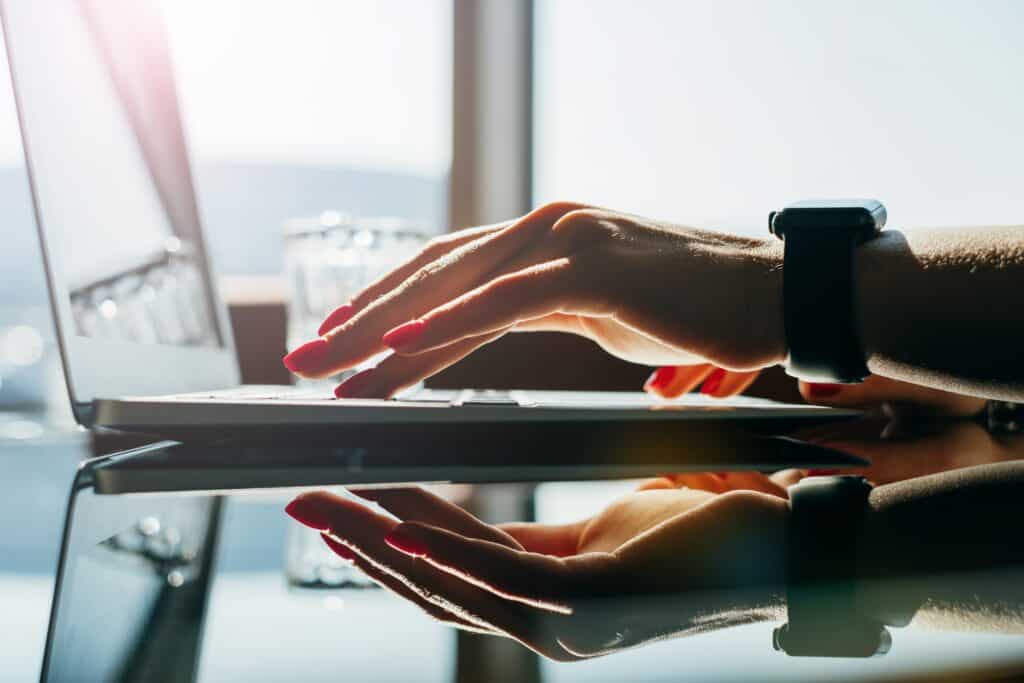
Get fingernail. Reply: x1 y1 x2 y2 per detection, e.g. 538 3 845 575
382 319 426 351
700 368 726 395
318 303 356 336
334 369 376 398
807 383 843 398
282 338 331 372
285 496 332 530
321 533 357 561
384 525 429 558
643 366 677 392
806 469 839 476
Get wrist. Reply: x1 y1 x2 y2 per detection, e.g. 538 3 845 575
853 492 927 627
742 239 787 367
852 233 900 368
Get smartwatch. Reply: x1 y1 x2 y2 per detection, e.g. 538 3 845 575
769 199 886 383
772 475 890 658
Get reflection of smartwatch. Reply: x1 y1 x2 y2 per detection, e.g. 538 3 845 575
769 200 886 383
986 401 1024 434
773 475 890 658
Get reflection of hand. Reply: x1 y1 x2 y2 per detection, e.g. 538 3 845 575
285 485 788 661
652 374 991 494
283 202 786 397
797 417 1012 484
645 367 986 420
669 418 1014 498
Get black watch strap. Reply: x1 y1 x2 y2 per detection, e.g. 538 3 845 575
770 199 885 384
773 475 890 658
782 229 870 383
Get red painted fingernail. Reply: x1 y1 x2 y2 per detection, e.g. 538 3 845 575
700 368 727 395
807 469 839 476
318 303 356 336
334 369 376 398
643 366 677 392
283 338 331 372
807 383 843 398
321 533 357 561
382 319 426 351
285 496 332 530
385 525 429 558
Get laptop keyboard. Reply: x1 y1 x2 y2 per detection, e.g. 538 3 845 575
180 386 336 401
158 386 524 406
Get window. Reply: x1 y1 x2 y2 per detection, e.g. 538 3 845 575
533 0 1024 234
160 0 452 274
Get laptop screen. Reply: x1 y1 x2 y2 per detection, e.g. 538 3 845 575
4 0 221 349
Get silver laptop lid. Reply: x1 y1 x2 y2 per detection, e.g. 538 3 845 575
2 0 240 423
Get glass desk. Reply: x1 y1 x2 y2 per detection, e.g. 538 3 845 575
4 413 1024 682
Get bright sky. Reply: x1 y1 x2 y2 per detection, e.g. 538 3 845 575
534 0 1024 232
159 0 451 176
4 1 1023 230
0 1 451 174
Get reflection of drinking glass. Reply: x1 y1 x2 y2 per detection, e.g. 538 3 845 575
284 523 375 590
283 485 474 591
67 240 219 347
284 487 376 590
283 212 431 386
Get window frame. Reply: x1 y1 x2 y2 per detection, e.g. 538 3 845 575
449 0 534 229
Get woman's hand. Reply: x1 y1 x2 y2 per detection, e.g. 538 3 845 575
282 202 786 397
285 484 788 660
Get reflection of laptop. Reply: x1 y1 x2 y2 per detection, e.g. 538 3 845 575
41 447 221 683
2 0 859 462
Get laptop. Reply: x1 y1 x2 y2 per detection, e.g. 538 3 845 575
1 0 863 471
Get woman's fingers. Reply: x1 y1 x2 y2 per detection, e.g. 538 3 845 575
286 492 570 656
643 365 713 399
347 486 522 549
317 224 508 335
382 258 600 356
332 328 508 398
700 369 761 398
288 202 585 378
291 230 519 378
386 521 614 614
319 534 498 635
799 375 986 416
642 366 761 399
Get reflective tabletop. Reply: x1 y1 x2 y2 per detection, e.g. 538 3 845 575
3 408 1024 683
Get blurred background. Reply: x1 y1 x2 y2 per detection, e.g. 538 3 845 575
4 0 1024 403
2 1 1024 681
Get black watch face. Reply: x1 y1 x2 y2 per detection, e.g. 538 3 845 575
785 199 883 212
769 199 886 240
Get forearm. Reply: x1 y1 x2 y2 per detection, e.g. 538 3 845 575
855 226 1024 400
861 460 1024 577
856 461 1024 631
